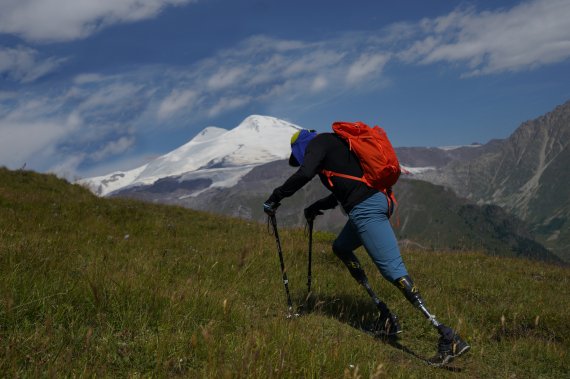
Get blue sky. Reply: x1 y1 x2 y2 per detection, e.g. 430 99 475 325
0 0 569 179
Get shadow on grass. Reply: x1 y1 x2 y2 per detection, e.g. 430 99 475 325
295 292 463 372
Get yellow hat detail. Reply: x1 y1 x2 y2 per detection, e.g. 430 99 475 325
290 130 301 145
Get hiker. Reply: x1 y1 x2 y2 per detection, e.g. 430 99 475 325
263 126 470 366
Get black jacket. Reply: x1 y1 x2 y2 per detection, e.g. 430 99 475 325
267 133 378 213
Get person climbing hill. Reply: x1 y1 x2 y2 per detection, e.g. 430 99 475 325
263 124 470 366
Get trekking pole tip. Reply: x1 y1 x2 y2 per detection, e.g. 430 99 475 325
285 307 301 319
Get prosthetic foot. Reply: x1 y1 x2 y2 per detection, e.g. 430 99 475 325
393 276 471 365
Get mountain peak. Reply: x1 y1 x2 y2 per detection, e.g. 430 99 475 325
191 126 228 143
237 115 302 133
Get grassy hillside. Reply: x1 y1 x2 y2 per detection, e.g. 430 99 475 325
1 168 569 378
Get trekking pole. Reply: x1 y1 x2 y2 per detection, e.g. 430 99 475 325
307 218 313 296
269 214 296 318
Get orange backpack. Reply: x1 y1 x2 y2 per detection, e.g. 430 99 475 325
322 121 401 194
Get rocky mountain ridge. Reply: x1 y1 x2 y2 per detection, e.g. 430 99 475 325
414 100 570 261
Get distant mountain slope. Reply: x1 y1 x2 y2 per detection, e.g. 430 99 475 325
395 141 502 168
415 100 570 261
393 179 561 262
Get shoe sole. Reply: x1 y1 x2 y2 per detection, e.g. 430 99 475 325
454 344 471 358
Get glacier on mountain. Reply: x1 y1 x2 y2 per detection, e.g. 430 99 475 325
79 115 301 196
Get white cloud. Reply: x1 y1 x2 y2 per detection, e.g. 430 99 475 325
3 97 63 122
208 96 252 117
188 35 375 112
157 89 198 120
0 118 77 169
133 37 352 119
48 154 86 181
397 36 440 63
90 136 135 161
0 0 197 42
0 46 66 83
311 76 327 92
207 67 247 90
77 83 144 112
283 50 344 76
0 80 147 177
346 53 390 85
235 35 308 55
0 91 17 101
403 0 570 75
74 73 107 84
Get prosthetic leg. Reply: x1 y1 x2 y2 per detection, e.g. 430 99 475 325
333 246 401 336
393 275 441 327
393 275 471 365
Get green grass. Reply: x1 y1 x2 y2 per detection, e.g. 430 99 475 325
1 168 569 378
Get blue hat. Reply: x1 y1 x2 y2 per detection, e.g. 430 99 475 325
289 129 317 167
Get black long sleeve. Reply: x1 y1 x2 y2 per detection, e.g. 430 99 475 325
267 135 327 203
267 133 378 213
310 193 338 211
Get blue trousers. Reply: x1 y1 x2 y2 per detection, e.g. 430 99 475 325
333 192 408 282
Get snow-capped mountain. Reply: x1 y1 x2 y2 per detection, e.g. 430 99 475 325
80 114 483 197
80 115 301 196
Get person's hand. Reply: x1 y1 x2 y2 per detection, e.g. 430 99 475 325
304 205 323 221
263 201 280 216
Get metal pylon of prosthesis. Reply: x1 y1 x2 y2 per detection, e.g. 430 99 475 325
418 304 441 328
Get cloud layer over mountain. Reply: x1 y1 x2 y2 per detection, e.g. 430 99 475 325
0 0 569 179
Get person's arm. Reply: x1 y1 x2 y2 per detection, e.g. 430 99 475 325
304 193 338 221
265 138 326 204
309 193 338 211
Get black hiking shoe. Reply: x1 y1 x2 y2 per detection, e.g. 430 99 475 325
427 331 471 366
374 312 402 337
